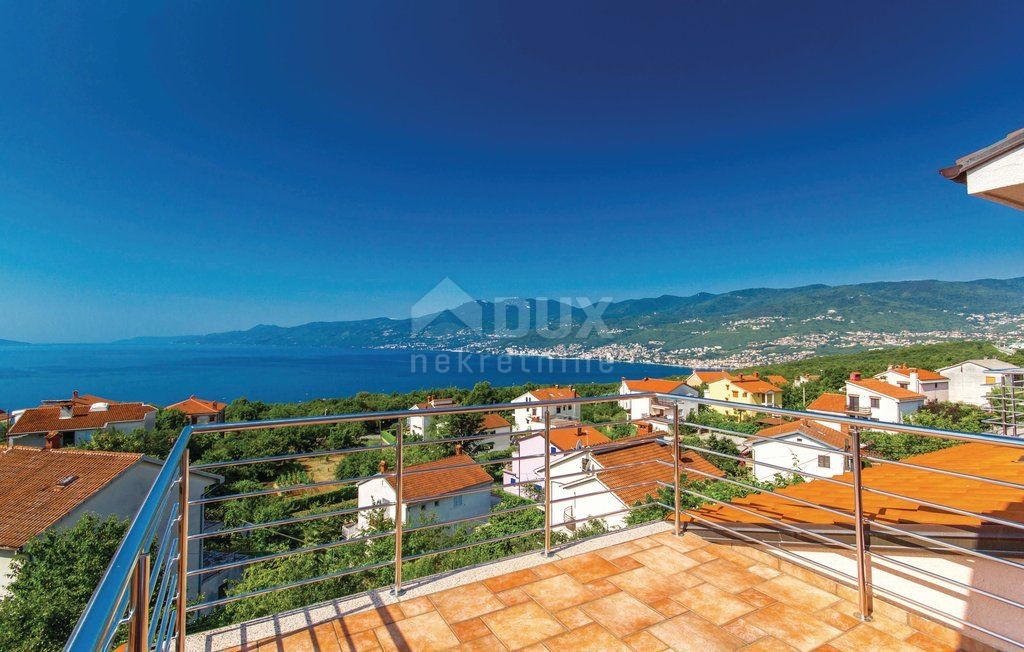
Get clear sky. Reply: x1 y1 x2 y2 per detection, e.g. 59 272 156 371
1 2 1023 343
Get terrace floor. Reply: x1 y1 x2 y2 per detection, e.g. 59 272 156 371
212 526 969 652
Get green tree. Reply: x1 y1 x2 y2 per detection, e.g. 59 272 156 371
0 514 128 652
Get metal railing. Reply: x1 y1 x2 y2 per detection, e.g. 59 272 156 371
65 390 1024 650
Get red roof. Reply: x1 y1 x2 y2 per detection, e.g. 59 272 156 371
688 371 735 385
766 375 789 387
0 446 142 549
805 392 846 414
165 395 227 416
849 378 925 401
727 375 783 394
481 413 511 430
749 419 849 451
547 425 611 451
9 402 156 436
622 378 686 394
413 397 459 409
878 366 948 382
592 439 724 506
386 454 492 501
529 387 578 401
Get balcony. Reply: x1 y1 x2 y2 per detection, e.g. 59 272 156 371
67 394 1024 651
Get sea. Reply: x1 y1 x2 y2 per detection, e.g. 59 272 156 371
0 344 691 410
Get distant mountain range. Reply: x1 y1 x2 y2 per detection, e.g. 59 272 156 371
0 339 30 346
117 276 1024 367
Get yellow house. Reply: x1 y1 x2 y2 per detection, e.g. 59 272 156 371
704 373 783 416
685 370 735 389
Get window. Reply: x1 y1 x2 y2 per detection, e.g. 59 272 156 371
732 390 739 398
551 446 558 455
870 397 880 409
509 477 517 485
898 382 908 389
818 455 831 468
985 375 996 385
454 495 463 507
433 500 439 506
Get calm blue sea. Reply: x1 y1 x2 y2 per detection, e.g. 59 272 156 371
0 344 691 410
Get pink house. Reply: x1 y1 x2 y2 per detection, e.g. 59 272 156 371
503 425 610 498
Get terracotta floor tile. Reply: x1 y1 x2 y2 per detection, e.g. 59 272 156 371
335 629 381 652
736 588 775 609
632 536 660 550
607 566 679 602
866 614 919 641
706 544 758 568
611 555 644 571
739 602 842 652
583 578 619 597
828 623 922 652
496 587 532 606
814 607 860 632
373 610 460 652
630 546 699 576
556 552 621 583
595 540 645 560
746 563 780 580
272 624 342 652
650 596 688 617
458 634 507 651
754 575 840 612
580 591 664 637
429 582 505 623
723 618 767 644
334 605 405 636
484 568 541 593
522 573 597 611
905 632 957 652
541 622 631 651
398 595 434 618
532 563 564 579
690 558 766 593
480 601 566 650
452 617 492 643
621 630 668 652
686 547 719 564
648 612 746 651
649 531 707 553
671 582 756 626
554 606 592 629
739 637 798 651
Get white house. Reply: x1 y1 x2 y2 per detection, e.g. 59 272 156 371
0 446 220 599
166 395 228 425
873 365 949 403
936 359 1018 407
503 425 610 498
846 373 925 425
793 374 821 387
407 396 458 436
511 386 579 431
617 377 698 433
744 420 850 483
478 413 513 450
6 391 157 448
546 436 723 532
357 447 493 531
941 127 1024 211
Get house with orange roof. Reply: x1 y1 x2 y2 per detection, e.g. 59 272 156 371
617 377 697 433
686 370 735 388
845 372 925 424
511 386 580 431
805 392 849 432
743 419 851 482
407 395 459 436
166 395 228 425
503 425 611 499
478 412 513 450
0 446 220 598
547 436 723 531
874 365 949 403
356 445 493 531
705 373 783 416
6 391 157 448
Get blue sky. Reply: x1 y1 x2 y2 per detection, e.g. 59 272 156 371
1 2 1023 343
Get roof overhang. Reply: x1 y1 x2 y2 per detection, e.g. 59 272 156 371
941 128 1024 211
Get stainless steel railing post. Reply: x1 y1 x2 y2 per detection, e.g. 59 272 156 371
850 426 873 621
392 419 405 595
176 449 189 652
543 408 552 556
129 552 150 651
673 403 681 536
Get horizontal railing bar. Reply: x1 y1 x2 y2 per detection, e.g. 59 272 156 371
190 472 383 506
192 442 396 470
189 529 394 577
870 550 1024 611
148 504 181 592
858 454 1024 493
547 480 665 508
403 503 539 534
675 441 858 490
681 421 855 458
859 484 1024 534
187 559 395 612
556 503 655 529
867 520 1024 573
191 502 397 541
545 457 666 485
402 526 546 562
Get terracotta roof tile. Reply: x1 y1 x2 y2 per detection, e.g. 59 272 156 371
0 446 142 549
689 371 735 385
529 387 578 401
880 366 948 382
592 439 724 506
766 375 789 387
9 402 156 436
806 392 846 414
718 375 783 394
547 425 611 451
481 413 511 430
848 378 925 401
165 395 227 416
622 378 686 393
387 454 492 502
749 419 849 451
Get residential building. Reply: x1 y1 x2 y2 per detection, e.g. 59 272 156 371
407 396 458 436
503 425 609 498
793 374 821 387
937 359 1018 407
743 419 850 482
617 377 698 433
511 386 579 431
685 370 734 388
479 413 513 450
0 446 219 598
6 391 157 448
766 374 789 387
874 365 949 403
166 395 228 425
846 373 925 424
805 392 847 432
941 127 1024 211
356 446 492 530
704 373 783 416
547 436 723 531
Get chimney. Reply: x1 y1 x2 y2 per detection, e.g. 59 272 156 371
554 384 560 389
73 390 79 399
752 372 759 378
378 459 387 474
850 372 862 382
887 364 894 371
59 405 73 419
455 443 463 456
45 431 61 450
643 376 650 381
